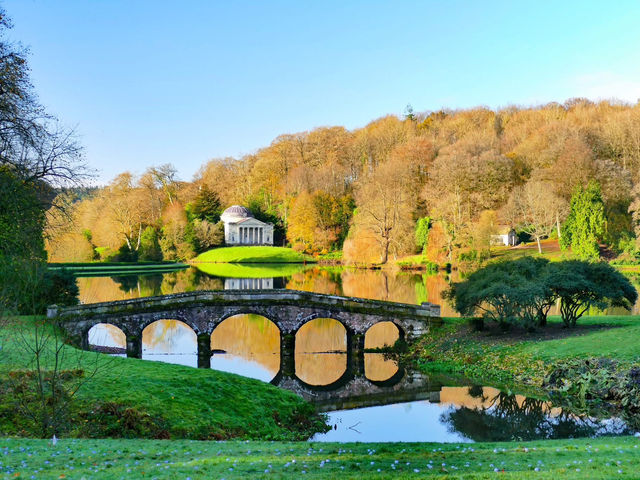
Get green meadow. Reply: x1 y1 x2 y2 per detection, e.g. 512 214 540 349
194 246 314 264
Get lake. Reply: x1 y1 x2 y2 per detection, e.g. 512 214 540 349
82 264 637 442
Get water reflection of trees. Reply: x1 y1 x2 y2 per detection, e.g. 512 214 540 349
441 387 630 442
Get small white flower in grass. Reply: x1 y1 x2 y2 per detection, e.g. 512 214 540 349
413 469 420 473
534 467 540 472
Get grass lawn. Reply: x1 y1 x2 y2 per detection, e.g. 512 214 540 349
47 262 189 278
194 246 314 264
411 315 640 388
194 262 310 278
2 436 639 479
488 239 569 262
0 317 326 440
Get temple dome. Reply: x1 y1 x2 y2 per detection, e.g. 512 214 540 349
221 205 254 223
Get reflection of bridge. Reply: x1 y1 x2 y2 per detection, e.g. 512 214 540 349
272 367 442 412
55 290 441 368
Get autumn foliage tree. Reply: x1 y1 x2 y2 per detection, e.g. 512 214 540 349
44 99 640 266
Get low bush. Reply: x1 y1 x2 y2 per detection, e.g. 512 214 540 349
445 258 637 329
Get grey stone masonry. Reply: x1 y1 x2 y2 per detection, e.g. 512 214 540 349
56 289 442 364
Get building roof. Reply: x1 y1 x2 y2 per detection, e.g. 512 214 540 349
221 205 253 223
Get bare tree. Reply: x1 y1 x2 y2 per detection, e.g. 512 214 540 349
0 260 109 437
506 180 567 253
354 159 416 263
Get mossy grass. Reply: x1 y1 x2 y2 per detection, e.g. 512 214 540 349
194 246 314 264
48 262 185 267
1 436 639 479
48 262 189 278
0 317 326 440
411 315 640 388
194 262 311 278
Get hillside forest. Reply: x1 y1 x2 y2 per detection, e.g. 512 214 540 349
46 100 640 266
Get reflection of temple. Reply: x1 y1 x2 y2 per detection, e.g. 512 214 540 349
224 278 273 290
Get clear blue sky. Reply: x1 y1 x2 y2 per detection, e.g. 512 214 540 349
4 0 640 184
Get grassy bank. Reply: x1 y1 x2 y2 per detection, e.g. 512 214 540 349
1 436 639 479
194 246 314 264
0 317 326 440
409 315 640 389
48 262 189 277
194 262 310 278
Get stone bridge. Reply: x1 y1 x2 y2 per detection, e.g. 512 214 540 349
55 290 441 369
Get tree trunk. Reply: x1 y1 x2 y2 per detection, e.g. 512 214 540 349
381 237 390 264
556 212 561 239
536 236 542 254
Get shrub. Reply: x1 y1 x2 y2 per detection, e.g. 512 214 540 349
445 258 637 329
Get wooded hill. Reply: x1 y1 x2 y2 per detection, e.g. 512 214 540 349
47 99 640 266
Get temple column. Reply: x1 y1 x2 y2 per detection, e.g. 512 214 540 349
197 333 211 369
259 228 263 244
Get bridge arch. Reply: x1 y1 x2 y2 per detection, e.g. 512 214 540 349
138 313 199 336
87 323 126 350
210 313 281 382
141 319 198 366
295 313 354 336
364 320 405 346
295 317 349 387
215 309 281 333
293 368 355 392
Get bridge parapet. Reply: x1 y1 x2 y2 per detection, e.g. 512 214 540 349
59 289 439 320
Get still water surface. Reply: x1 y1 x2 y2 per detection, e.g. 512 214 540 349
83 265 638 442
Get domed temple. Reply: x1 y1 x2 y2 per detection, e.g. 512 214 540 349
220 205 274 245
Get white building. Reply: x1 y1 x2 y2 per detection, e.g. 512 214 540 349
220 205 274 246
490 227 519 247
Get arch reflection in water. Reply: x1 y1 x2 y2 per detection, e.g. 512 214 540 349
364 321 400 382
142 320 197 367
295 318 347 386
210 314 280 382
88 323 126 353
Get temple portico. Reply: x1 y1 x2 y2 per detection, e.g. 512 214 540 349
220 205 274 245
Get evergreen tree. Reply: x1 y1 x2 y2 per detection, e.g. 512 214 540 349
415 217 431 254
190 185 222 223
560 182 605 260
